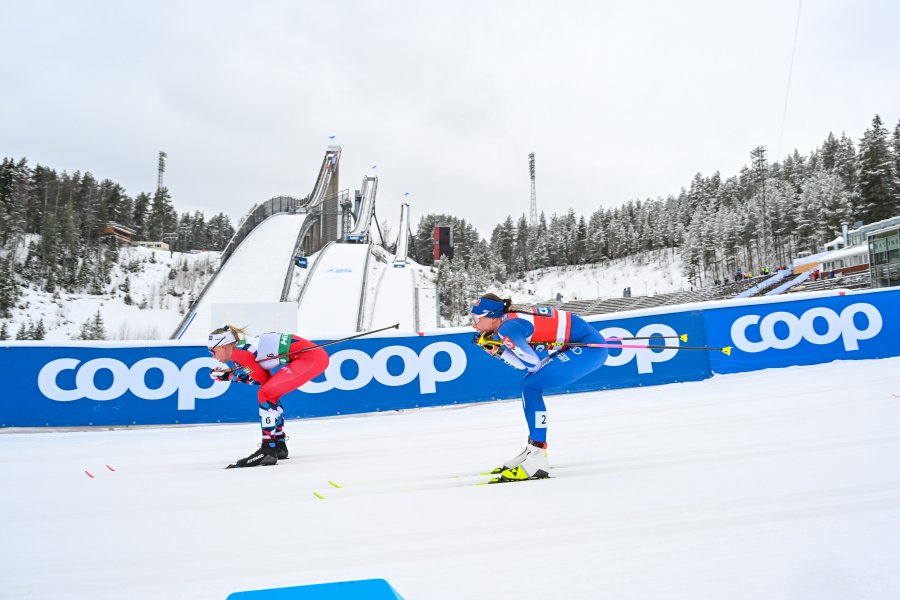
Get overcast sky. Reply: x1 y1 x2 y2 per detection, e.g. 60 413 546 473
2 1 899 239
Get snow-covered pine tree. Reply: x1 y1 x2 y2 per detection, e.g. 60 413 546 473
0 260 19 317
132 192 151 240
77 310 108 341
832 133 860 218
857 114 900 223
532 213 550 271
806 171 851 244
821 132 839 171
795 177 822 253
514 214 530 274
59 203 79 289
893 119 900 186
572 215 588 265
491 216 515 276
147 187 177 242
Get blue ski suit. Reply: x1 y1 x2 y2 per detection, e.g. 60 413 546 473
492 308 607 444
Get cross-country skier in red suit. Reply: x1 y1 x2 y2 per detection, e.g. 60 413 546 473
207 325 329 468
471 293 608 482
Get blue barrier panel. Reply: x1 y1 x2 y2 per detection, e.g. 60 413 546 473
10 289 898 428
1 309 711 427
702 289 900 374
226 578 405 599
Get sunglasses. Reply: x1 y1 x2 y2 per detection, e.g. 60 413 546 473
207 337 230 354
470 312 495 324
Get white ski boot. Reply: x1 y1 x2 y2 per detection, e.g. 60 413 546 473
492 439 550 480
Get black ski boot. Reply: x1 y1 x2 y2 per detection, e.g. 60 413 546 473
275 438 289 460
226 442 278 469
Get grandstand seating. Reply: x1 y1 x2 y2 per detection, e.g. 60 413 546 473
517 269 872 319
524 278 764 317
783 271 872 295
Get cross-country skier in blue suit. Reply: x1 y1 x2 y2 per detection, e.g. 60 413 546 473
471 293 608 482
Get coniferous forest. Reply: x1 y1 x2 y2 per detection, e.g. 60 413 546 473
2 115 899 328
0 159 235 320
413 114 900 320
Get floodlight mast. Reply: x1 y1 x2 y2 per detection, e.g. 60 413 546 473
529 152 537 226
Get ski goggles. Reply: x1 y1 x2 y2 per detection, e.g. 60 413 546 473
471 310 505 325
207 329 236 352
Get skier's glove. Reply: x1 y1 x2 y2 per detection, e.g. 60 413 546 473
473 333 505 359
209 368 234 382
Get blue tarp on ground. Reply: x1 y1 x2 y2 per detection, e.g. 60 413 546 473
226 578 405 599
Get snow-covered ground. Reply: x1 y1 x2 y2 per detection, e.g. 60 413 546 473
3 240 218 341
499 248 687 303
3 357 899 599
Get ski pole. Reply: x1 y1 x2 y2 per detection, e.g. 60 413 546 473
527 340 732 355
538 334 687 346
219 323 400 372
300 323 401 353
595 334 688 343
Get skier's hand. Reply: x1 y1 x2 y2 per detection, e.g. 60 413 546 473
209 367 233 382
473 333 505 358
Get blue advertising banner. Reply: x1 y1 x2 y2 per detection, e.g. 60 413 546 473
2 309 711 428
702 289 900 374
3 289 897 428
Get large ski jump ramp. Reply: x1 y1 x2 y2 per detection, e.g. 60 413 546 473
296 243 370 337
178 214 306 340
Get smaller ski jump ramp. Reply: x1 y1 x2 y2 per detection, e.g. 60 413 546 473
296 243 370 337
370 263 417 333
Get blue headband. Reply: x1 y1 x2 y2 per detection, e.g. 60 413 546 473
471 297 505 318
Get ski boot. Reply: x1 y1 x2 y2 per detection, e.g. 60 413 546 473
226 442 278 469
491 438 547 474
491 440 550 483
275 436 289 460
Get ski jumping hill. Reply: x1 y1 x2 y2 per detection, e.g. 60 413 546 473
369 261 417 333
176 213 306 340
295 242 371 337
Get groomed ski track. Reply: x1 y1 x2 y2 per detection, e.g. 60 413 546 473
178 213 306 340
3 357 900 599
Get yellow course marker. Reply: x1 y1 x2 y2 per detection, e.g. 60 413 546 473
722 346 733 356
680 334 688 342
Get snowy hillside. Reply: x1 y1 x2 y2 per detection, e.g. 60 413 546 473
2 241 688 341
2 240 218 341
495 247 687 304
